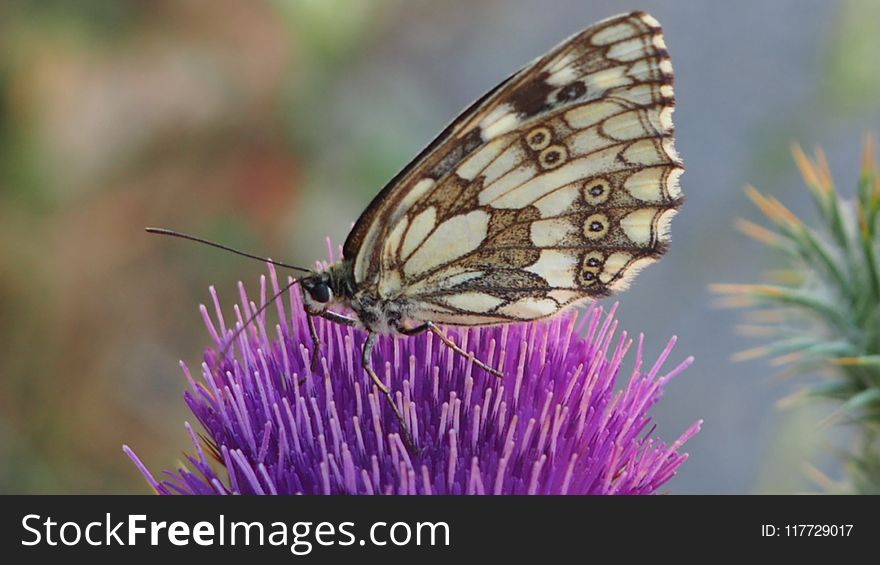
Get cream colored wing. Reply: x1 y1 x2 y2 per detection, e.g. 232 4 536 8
348 12 683 325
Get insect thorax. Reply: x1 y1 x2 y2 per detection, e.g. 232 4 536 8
304 260 412 334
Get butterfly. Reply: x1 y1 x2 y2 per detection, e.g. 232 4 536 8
150 11 682 448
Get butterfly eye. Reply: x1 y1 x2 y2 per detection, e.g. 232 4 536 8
308 282 332 303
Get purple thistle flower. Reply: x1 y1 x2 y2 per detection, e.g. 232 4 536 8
126 261 700 495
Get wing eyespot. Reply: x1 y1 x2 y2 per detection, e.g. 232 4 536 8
538 144 568 169
583 213 609 239
578 251 605 287
525 126 553 151
582 178 611 206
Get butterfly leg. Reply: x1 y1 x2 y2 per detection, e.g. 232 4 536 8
307 309 359 369
361 332 418 452
306 314 321 371
309 311 417 450
397 322 503 379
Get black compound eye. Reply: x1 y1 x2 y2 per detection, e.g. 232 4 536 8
308 282 331 303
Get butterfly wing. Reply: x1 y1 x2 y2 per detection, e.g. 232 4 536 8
344 11 683 325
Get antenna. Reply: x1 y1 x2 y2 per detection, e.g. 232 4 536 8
145 226 314 374
216 275 303 364
145 227 312 274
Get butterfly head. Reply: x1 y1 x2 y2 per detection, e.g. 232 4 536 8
300 272 334 314
299 261 356 315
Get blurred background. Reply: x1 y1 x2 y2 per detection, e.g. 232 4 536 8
1 0 878 494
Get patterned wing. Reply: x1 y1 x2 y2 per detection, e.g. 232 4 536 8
344 12 683 325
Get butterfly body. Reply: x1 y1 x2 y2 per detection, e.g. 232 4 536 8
301 261 415 335
305 12 681 341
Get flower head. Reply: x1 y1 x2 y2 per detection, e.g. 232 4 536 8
127 263 699 495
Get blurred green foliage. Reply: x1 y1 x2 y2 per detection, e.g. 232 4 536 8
823 0 880 115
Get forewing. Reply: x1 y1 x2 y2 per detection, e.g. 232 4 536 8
346 12 682 325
